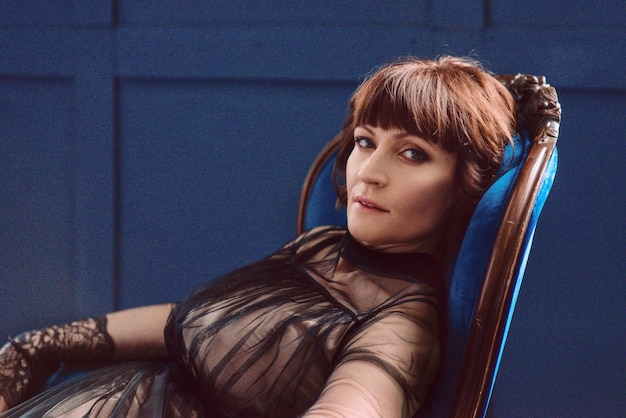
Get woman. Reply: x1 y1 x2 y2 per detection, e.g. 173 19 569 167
0 55 515 417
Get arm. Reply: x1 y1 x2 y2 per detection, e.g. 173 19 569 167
0 303 174 412
303 305 440 418
106 303 174 360
302 361 410 418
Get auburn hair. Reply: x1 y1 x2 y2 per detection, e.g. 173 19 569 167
333 56 516 254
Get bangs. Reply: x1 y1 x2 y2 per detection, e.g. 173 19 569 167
350 64 458 153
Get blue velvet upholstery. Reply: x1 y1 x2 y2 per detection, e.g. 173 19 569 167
300 131 558 417
302 154 347 231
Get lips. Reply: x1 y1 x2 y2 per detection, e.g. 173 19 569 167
354 196 388 212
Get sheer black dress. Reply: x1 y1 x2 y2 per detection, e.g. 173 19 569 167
1 226 444 417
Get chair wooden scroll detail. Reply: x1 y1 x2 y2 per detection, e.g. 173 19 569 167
296 74 561 418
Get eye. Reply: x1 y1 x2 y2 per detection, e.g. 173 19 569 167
402 148 429 162
354 136 375 150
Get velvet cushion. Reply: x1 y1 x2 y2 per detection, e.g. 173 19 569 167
445 132 528 349
303 156 347 232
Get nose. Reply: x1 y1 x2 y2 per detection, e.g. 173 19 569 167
357 150 388 187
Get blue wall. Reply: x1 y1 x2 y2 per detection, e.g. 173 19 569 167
1 1 624 416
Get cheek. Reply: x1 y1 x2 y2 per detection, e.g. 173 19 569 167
344 154 358 193
400 176 455 220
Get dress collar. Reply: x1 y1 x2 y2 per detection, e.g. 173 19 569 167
340 232 443 286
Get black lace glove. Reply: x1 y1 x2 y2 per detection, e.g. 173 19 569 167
0 316 115 409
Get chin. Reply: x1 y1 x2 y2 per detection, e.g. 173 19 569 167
347 226 386 247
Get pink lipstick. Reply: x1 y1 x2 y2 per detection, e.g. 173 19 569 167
354 196 388 213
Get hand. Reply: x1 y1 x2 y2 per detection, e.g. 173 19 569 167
0 395 8 413
0 338 34 411
0 317 114 411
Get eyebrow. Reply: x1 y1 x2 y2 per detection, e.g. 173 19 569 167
358 125 432 148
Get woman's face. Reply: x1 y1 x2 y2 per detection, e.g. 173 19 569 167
346 125 457 254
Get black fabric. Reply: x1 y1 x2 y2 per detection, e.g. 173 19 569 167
341 231 445 299
1 227 443 417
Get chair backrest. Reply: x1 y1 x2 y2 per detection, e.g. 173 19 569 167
296 74 560 418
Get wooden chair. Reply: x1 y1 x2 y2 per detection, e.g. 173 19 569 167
296 74 561 417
